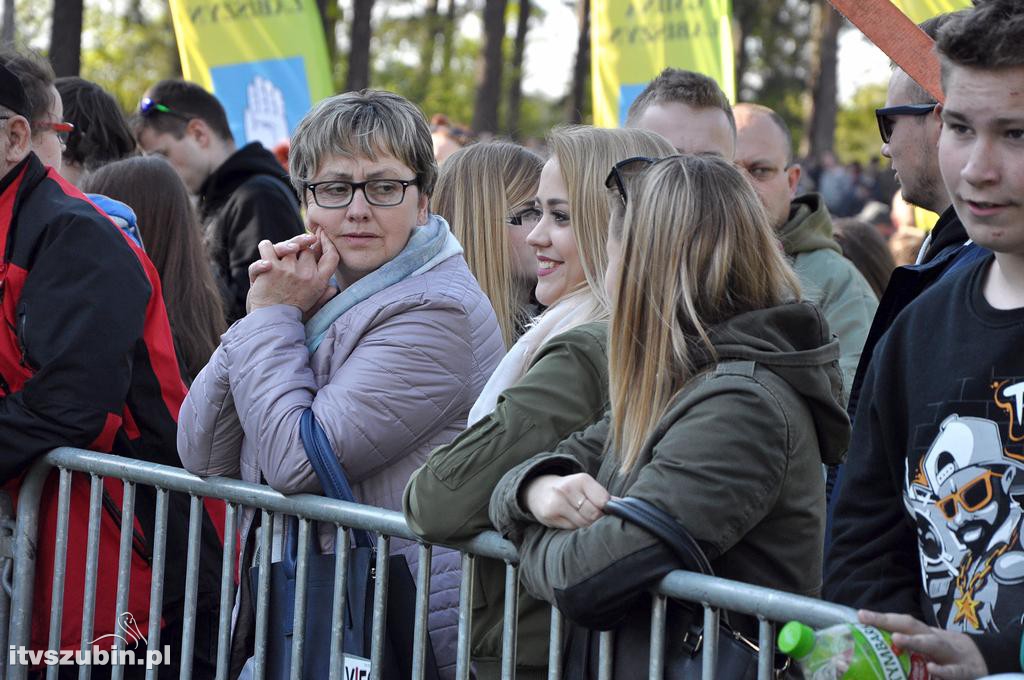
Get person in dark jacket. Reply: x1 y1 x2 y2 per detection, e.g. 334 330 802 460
826 2 1024 675
490 154 850 679
0 53 221 675
133 79 304 323
734 103 877 402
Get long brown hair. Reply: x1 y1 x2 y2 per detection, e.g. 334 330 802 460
83 156 226 382
608 155 801 472
432 141 543 347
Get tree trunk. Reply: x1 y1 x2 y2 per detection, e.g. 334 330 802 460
346 0 374 92
471 0 507 135
805 0 841 163
565 0 590 124
439 0 458 83
410 0 441 105
49 0 84 77
505 0 531 138
1 0 14 46
316 0 339 64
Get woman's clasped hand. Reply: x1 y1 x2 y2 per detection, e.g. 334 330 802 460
246 231 340 318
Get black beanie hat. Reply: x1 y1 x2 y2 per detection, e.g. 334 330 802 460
0 62 30 118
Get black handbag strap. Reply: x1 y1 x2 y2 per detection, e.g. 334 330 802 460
603 497 714 576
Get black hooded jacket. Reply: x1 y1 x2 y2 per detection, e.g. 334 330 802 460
198 142 304 324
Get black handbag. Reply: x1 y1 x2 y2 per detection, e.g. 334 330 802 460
602 497 780 680
253 408 441 680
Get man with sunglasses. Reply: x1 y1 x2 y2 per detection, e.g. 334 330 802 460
133 79 304 324
0 53 223 674
827 1 1024 674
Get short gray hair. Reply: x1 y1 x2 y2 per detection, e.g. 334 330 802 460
289 89 438 199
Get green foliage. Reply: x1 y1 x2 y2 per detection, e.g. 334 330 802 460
835 81 887 164
14 0 179 114
80 1 180 113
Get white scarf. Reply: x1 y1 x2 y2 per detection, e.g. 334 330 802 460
468 290 603 425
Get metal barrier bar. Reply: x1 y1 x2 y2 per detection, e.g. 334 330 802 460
110 480 136 680
214 503 238 680
328 526 350 680
252 509 272 680
597 630 613 680
8 459 49 680
41 448 518 561
657 570 857 629
145 488 169 680
44 469 71 680
4 449 863 680
289 517 311 680
648 594 667 680
369 534 390 680
78 474 104 680
500 562 519 680
757 617 774 680
455 553 475 680
702 606 719 679
411 543 432 680
178 495 203 680
547 607 563 680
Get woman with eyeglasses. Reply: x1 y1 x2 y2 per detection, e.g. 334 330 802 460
489 154 851 678
432 141 544 348
177 90 505 679
404 125 674 680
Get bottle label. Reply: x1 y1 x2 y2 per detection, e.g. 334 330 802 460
854 625 910 679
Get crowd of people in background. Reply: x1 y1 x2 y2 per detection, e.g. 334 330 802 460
0 0 1022 678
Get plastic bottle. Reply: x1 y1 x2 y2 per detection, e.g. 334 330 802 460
777 620 929 680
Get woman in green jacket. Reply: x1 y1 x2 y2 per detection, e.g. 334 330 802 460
490 154 851 678
403 126 674 679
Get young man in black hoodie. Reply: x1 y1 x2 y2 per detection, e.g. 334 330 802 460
134 79 304 323
826 1 1024 675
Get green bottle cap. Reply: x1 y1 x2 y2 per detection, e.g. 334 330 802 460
777 621 816 658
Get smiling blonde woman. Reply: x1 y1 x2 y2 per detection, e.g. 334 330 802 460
405 125 675 680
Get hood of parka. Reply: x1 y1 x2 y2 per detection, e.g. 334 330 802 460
778 193 842 257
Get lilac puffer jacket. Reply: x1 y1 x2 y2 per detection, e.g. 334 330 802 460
178 254 504 679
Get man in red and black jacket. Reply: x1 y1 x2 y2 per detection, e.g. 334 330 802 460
0 52 221 676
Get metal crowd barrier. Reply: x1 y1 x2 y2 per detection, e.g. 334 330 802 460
0 447 857 680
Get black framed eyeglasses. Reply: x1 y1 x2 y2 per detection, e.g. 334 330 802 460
303 178 419 209
139 97 192 122
507 206 542 228
875 103 937 144
604 156 666 206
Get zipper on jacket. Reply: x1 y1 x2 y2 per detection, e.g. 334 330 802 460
101 490 153 565
15 309 28 368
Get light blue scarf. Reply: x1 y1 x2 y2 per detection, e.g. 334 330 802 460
304 214 463 353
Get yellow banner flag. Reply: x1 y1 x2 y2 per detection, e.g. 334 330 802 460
167 0 333 147
590 0 734 129
890 0 971 23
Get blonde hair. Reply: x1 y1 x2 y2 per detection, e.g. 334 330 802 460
432 142 543 347
544 125 675 323
608 155 802 472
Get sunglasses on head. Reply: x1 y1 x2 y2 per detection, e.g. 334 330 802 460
139 97 192 122
875 103 937 144
604 156 659 206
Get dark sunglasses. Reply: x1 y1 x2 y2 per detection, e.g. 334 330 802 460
875 103 937 144
604 156 659 206
139 97 192 122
